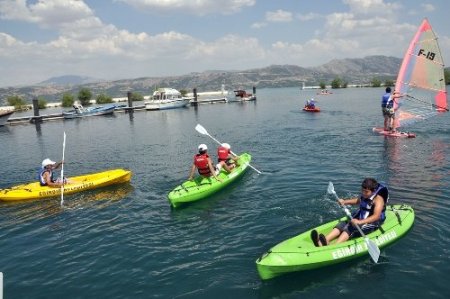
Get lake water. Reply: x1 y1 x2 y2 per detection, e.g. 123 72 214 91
0 87 449 298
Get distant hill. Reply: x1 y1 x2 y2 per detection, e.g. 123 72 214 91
0 55 405 104
311 55 401 76
39 75 100 86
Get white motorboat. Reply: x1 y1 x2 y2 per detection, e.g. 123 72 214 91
0 109 14 126
144 88 191 110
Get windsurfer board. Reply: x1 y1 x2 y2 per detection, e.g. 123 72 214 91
372 127 416 138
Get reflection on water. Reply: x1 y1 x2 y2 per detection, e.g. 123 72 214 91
34 121 42 136
0 184 133 228
381 133 450 218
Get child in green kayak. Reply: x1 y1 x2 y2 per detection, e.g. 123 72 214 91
312 178 388 246
188 144 222 182
216 143 240 173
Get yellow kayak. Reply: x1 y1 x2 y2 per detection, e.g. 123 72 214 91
0 169 132 201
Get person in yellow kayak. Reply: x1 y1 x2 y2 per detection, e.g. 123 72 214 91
188 144 222 182
39 158 65 187
216 143 240 173
311 178 388 246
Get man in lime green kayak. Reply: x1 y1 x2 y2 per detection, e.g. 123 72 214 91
188 144 222 182
39 158 66 187
312 178 388 246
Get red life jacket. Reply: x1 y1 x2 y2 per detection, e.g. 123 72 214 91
217 146 230 162
194 153 211 176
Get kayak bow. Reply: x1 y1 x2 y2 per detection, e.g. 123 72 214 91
256 204 415 280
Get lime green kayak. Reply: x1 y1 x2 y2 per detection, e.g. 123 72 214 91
168 153 251 208
256 204 415 280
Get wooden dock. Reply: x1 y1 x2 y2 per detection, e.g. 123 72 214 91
4 104 146 126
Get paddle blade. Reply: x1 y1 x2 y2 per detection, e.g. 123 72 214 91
327 181 334 194
365 237 380 263
327 181 339 199
195 124 208 135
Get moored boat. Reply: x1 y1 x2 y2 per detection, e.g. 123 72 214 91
0 109 14 126
144 88 190 110
168 153 251 208
63 103 116 119
0 169 132 201
256 204 415 280
233 90 256 101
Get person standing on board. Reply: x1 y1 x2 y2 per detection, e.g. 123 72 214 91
39 158 65 187
381 87 396 131
311 178 388 247
188 144 222 181
216 143 240 173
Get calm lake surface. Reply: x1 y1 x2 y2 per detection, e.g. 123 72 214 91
1 87 449 298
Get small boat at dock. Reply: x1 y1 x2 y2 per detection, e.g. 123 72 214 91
63 103 116 119
0 110 14 126
233 89 256 101
144 88 190 110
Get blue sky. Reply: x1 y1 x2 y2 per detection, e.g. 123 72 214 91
0 0 449 87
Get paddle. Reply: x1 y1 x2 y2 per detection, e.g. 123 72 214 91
405 94 449 112
194 124 262 174
327 181 380 263
60 132 66 206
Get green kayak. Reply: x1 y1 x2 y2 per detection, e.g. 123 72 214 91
256 204 415 280
168 153 251 208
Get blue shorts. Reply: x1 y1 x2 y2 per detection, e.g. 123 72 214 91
334 221 380 238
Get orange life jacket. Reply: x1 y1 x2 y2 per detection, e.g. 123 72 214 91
217 146 230 162
194 153 211 176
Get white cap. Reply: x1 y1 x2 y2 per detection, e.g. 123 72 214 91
198 144 208 151
42 158 56 167
222 143 230 149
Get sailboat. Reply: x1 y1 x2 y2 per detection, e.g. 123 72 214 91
373 18 448 138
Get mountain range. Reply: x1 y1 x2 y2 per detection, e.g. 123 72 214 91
0 55 403 104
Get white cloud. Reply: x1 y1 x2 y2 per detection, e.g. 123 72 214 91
0 0 449 87
265 9 293 22
343 0 401 15
115 0 256 15
0 0 94 27
297 12 321 21
262 1 427 68
0 0 34 21
251 22 267 29
421 3 435 12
